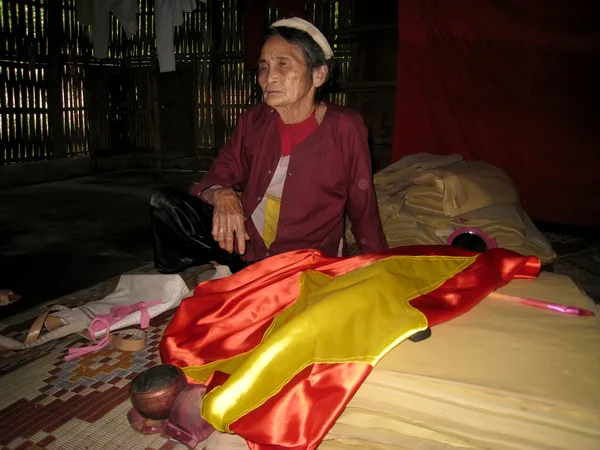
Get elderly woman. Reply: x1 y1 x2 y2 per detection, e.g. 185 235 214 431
151 18 387 274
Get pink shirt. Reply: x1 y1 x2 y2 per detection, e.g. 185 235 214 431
190 102 388 261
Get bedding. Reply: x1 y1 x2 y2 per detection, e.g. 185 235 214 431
322 271 600 449
346 154 557 264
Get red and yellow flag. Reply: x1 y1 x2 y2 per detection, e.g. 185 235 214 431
160 246 539 450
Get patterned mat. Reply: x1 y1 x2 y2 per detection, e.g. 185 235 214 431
1 234 598 450
0 264 216 450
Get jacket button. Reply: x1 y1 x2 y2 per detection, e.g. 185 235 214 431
257 196 261 201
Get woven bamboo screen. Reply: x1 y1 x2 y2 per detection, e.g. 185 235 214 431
0 0 358 167
1 0 50 164
0 0 95 164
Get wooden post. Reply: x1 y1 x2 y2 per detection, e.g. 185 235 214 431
151 51 163 175
211 0 225 154
47 0 66 159
192 59 200 172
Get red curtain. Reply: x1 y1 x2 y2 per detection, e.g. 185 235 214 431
392 1 600 225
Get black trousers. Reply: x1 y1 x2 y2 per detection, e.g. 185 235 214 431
150 187 249 274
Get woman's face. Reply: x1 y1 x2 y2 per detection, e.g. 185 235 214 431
258 35 322 108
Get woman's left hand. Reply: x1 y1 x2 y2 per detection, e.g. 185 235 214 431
210 188 250 254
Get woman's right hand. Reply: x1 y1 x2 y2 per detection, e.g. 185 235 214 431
208 188 250 254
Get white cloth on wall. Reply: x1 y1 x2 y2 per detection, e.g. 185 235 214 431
77 0 208 72
156 0 206 72
76 0 139 60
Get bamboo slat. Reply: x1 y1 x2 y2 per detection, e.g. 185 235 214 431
1 0 361 167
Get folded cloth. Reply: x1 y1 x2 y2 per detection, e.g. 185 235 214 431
1 267 236 352
426 203 527 247
406 161 520 218
53 274 191 339
377 152 464 174
178 269 597 450
175 272 598 450
347 154 556 264
160 246 539 450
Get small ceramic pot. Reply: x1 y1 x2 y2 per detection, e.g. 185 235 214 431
129 364 188 420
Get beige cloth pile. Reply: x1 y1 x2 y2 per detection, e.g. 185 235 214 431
346 153 556 264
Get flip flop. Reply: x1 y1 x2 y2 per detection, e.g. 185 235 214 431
0 290 21 307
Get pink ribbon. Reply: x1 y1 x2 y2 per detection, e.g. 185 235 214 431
66 300 162 361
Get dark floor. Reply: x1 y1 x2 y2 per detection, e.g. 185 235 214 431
0 170 201 319
1 170 599 319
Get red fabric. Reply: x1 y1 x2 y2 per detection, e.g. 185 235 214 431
238 363 370 450
277 110 318 156
392 0 600 225
160 246 540 450
190 103 387 261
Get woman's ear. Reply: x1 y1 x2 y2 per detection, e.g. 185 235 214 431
312 65 329 88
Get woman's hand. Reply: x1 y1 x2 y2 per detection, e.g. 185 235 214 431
209 188 250 254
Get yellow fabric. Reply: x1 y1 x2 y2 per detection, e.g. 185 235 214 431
321 272 600 449
194 255 476 432
262 194 281 249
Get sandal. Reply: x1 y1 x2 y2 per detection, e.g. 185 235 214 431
0 290 20 307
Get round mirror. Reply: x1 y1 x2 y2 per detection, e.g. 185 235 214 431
446 227 498 252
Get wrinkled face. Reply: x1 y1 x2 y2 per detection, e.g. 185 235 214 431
258 34 317 108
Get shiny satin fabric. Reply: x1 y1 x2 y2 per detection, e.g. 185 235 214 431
150 187 247 274
201 256 477 432
160 246 540 450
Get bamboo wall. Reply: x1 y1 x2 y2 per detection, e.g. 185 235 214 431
1 0 396 172
1 0 50 164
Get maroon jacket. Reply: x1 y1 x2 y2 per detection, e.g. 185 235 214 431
190 102 388 261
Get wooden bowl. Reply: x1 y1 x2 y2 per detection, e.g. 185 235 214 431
129 364 188 420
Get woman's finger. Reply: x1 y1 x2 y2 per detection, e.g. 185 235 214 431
217 215 227 250
212 213 220 239
224 215 235 253
234 217 247 255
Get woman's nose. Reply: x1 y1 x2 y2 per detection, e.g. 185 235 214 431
266 67 278 84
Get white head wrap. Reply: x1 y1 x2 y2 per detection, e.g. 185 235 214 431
270 17 334 60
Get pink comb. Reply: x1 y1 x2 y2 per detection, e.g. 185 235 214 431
489 292 595 317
